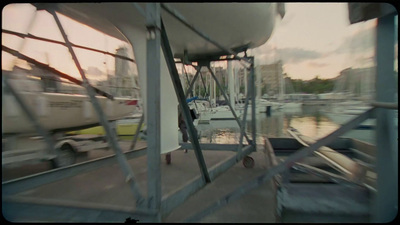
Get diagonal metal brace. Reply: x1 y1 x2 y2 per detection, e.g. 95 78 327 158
185 69 201 99
48 9 145 206
160 19 211 183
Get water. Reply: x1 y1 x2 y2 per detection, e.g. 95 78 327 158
196 105 377 145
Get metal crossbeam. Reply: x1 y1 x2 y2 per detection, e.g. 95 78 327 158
160 19 211 183
48 9 145 206
3 197 157 222
185 69 201 99
2 29 135 63
2 45 114 100
2 147 147 196
179 143 248 151
370 101 398 109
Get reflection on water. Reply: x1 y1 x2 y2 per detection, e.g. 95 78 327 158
196 105 376 145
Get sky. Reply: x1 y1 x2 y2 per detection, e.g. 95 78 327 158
2 3 397 81
251 3 381 80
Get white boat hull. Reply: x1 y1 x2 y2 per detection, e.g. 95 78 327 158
2 92 138 134
51 3 281 59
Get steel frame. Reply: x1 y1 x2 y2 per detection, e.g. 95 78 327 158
373 12 398 222
2 3 258 222
2 3 397 223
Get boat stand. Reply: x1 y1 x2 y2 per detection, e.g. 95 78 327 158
2 3 397 223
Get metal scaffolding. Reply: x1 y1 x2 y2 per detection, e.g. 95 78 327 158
2 3 398 223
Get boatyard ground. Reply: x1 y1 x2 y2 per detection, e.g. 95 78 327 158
3 140 277 222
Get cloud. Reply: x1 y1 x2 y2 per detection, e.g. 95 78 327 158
307 61 329 68
276 47 323 64
334 25 376 55
253 44 325 65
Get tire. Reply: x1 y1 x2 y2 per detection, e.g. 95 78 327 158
51 143 76 168
243 156 255 168
166 153 171 165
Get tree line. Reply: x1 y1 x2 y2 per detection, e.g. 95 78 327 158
288 76 335 94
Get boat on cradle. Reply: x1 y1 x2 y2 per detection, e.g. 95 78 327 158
324 101 376 129
280 101 302 112
47 2 282 153
188 98 243 123
2 72 139 135
67 113 144 136
6 3 283 154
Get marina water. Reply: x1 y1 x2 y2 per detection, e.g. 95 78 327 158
195 105 377 145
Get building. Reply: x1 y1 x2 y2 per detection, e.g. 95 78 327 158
97 47 140 98
334 66 376 100
258 60 283 98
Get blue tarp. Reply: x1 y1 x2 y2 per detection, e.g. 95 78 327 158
186 96 199 103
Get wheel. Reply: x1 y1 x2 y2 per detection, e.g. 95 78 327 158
243 156 255 168
165 153 171 165
51 143 76 168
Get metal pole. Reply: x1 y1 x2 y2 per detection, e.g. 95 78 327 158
185 69 201 99
370 101 398 109
145 3 162 215
199 72 209 98
250 57 257 147
48 9 145 207
160 20 211 183
373 12 398 223
237 64 253 156
244 65 248 97
129 113 145 151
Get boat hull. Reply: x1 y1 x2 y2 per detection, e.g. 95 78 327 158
46 3 280 59
67 116 143 136
2 92 138 134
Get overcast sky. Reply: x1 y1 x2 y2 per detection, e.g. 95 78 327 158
251 2 384 80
